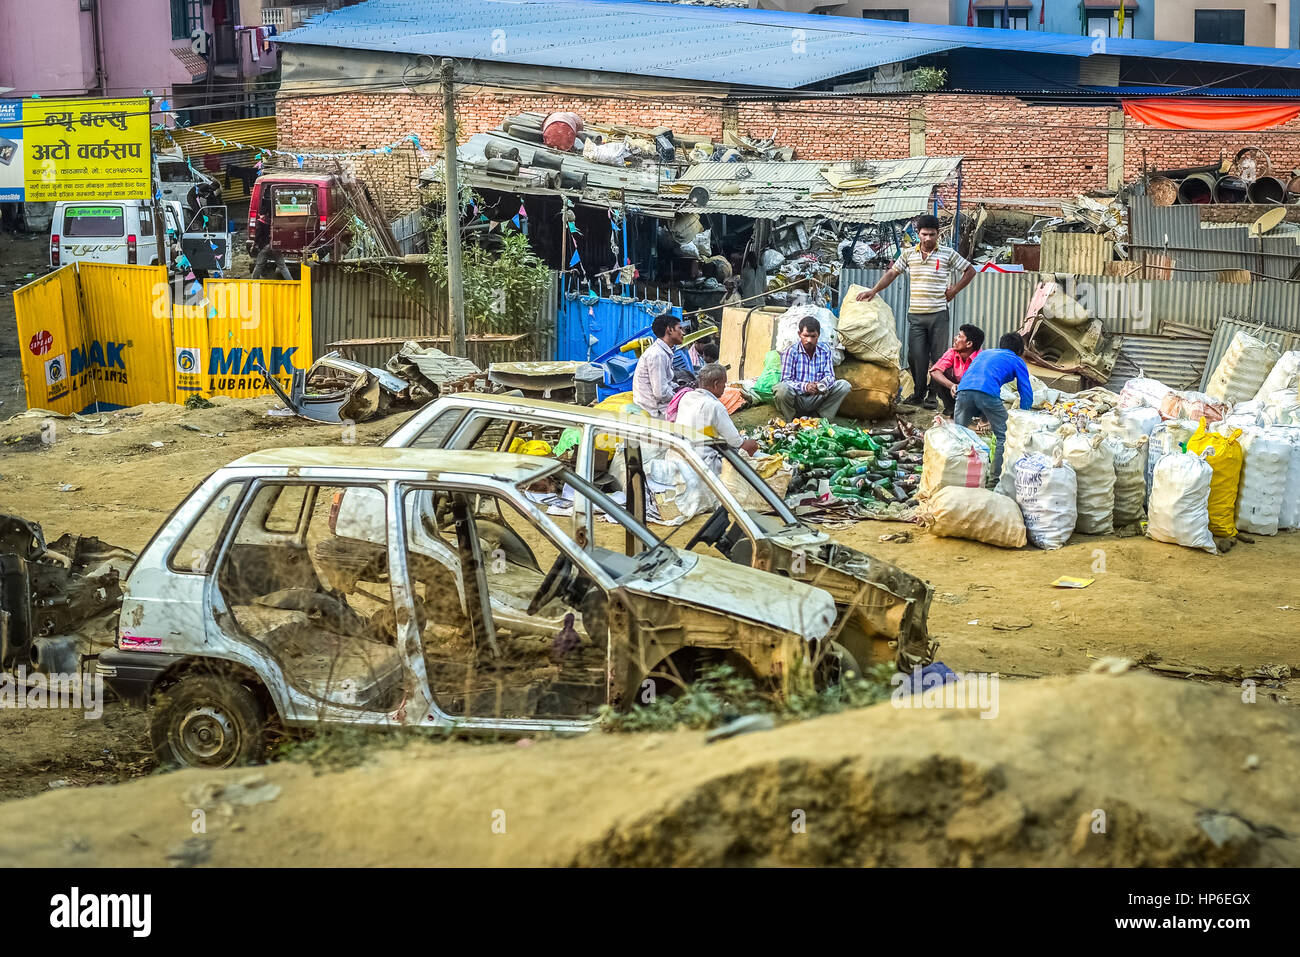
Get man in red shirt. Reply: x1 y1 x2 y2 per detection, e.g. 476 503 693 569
929 324 984 417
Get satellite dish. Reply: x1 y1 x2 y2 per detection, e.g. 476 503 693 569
1249 207 1286 237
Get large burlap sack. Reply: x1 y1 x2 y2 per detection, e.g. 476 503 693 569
1104 433 1148 526
918 421 990 501
1206 331 1280 406
836 359 899 421
1062 430 1115 535
920 486 1027 548
1148 451 1216 554
1013 451 1077 550
838 285 902 369
1234 427 1292 536
1255 351 1300 401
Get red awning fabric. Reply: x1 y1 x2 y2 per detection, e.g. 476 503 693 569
1122 98 1300 132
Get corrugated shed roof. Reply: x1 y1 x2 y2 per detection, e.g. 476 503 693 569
673 155 961 223
274 0 1300 91
273 0 959 89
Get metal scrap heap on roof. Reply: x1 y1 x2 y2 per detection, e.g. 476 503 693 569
670 156 963 224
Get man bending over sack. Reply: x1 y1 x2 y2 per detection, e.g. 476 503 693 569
954 332 1032 480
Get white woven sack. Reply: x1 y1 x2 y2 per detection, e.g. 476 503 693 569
1235 427 1293 536
1147 452 1216 554
1063 431 1115 535
1013 452 1077 550
1206 331 1280 406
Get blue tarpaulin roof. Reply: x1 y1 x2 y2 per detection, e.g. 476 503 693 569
276 0 1300 89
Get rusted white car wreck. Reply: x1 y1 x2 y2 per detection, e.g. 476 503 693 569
98 447 846 768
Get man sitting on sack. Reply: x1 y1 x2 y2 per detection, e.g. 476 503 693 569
774 316 852 422
675 363 760 472
929 324 985 417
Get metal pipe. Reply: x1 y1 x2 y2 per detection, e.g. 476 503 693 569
441 59 466 355
1248 176 1288 205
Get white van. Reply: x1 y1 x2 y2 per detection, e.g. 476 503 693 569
50 200 184 269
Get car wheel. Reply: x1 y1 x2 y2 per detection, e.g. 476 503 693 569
150 674 267 769
814 641 861 691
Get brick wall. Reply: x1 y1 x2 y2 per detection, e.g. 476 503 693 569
279 89 1300 213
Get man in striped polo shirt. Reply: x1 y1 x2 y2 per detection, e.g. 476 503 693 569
855 214 976 410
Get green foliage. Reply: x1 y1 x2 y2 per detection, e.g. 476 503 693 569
912 67 948 92
597 661 896 733
183 393 215 409
423 192 552 335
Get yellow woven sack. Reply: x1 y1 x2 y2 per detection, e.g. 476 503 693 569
1185 417 1243 537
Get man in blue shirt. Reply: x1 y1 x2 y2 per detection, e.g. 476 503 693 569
955 332 1033 481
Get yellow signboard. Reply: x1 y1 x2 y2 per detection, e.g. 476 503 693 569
23 96 151 202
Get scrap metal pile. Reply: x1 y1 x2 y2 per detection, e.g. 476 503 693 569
0 514 135 673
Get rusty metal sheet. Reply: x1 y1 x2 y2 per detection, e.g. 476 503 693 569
1040 232 1111 275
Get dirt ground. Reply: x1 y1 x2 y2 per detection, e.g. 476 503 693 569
0 672 1295 867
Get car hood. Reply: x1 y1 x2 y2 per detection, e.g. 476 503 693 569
632 551 836 642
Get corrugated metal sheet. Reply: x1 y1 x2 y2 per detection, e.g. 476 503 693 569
1201 317 1300 391
311 261 555 370
1104 334 1213 393
275 0 1300 92
556 295 682 362
841 268 1033 364
675 156 962 224
1128 195 1300 277
389 210 427 256
1040 231 1111 275
275 0 961 90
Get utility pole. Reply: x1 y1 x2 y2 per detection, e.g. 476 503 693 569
441 58 466 356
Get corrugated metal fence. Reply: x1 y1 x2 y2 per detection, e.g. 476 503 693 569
310 261 557 370
556 296 684 362
841 266 1300 390
1128 195 1300 280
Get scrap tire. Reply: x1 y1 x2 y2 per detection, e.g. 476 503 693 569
150 675 267 770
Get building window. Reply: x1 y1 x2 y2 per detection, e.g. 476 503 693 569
862 9 910 21
1086 12 1135 37
1194 9 1245 44
171 0 204 41
977 9 1030 29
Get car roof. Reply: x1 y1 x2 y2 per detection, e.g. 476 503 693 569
254 173 337 186
436 393 722 445
226 446 562 483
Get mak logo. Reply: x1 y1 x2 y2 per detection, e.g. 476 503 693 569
175 347 199 374
28 330 53 356
69 339 128 376
207 346 299 376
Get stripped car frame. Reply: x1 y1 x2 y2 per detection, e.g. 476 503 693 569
97 448 839 768
384 395 934 670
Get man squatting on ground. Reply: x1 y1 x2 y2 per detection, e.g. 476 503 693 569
929 324 985 417
855 214 976 410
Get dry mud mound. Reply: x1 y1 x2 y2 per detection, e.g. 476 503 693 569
0 673 1294 867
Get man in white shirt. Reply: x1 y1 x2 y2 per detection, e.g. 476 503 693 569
675 363 759 472
631 312 683 418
